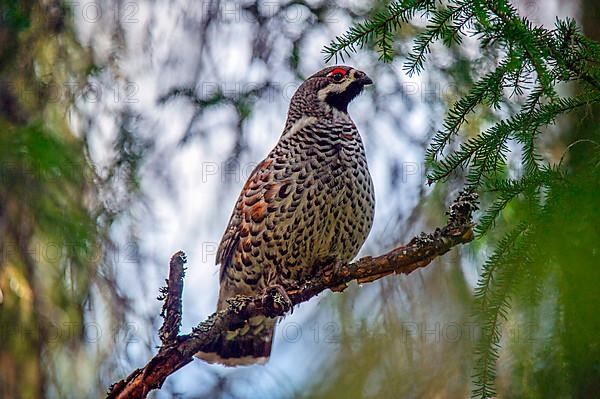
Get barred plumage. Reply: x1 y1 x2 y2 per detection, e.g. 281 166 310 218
196 66 375 366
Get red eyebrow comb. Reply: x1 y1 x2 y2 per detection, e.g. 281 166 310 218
329 68 347 76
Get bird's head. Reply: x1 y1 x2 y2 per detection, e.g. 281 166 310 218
288 66 373 119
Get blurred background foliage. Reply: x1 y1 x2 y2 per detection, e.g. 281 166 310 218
0 0 137 397
0 0 598 398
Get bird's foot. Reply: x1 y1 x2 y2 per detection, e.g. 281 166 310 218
262 285 293 317
319 259 348 292
277 277 301 291
320 258 345 278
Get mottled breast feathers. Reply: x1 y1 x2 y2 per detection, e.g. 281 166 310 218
197 65 375 366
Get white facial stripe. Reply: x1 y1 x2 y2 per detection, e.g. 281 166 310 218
283 116 318 138
317 76 354 101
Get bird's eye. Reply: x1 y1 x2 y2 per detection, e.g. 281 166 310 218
329 68 347 82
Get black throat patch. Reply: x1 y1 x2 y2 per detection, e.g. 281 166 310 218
325 81 364 112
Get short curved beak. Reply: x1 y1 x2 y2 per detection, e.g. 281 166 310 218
355 70 373 85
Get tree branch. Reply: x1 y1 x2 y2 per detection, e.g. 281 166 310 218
158 251 186 345
107 191 478 399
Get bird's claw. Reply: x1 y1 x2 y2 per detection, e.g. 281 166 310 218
262 285 293 317
320 258 344 277
319 259 347 291
278 278 301 291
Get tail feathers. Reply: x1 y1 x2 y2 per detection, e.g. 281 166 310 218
195 316 275 367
